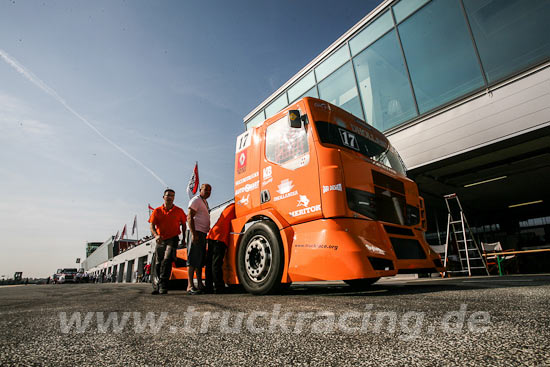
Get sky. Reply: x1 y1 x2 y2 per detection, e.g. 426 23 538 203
0 0 381 278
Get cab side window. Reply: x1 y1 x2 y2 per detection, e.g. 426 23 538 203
265 115 309 170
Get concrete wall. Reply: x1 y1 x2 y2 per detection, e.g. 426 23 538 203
87 238 155 282
83 237 114 271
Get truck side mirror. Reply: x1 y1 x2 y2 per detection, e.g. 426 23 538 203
288 110 302 128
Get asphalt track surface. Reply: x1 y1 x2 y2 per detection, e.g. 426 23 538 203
1 275 550 367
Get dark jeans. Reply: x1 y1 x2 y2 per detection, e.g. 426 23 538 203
205 239 227 291
154 236 178 290
187 231 207 268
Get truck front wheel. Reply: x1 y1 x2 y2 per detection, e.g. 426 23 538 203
237 221 284 295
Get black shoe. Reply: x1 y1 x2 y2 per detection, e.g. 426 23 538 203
159 288 168 294
151 289 159 295
214 283 227 294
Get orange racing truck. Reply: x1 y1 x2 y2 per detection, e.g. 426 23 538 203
170 97 444 294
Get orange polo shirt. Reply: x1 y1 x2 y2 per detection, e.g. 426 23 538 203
149 204 187 239
207 203 236 245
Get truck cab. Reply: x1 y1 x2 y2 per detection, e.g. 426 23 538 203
230 97 444 294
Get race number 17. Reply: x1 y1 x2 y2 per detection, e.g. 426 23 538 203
236 131 251 153
339 129 359 150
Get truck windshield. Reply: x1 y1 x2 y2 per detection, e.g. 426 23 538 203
314 121 407 175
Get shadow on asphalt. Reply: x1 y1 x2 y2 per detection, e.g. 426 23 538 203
277 274 550 297
43 275 549 299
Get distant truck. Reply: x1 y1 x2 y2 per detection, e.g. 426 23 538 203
55 268 78 284
161 97 444 294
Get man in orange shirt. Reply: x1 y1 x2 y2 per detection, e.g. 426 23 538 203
149 188 187 295
205 202 236 294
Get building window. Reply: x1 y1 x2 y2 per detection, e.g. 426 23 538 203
398 0 485 114
353 30 417 131
463 0 550 84
315 45 351 82
246 110 265 130
318 62 364 120
349 10 393 57
288 72 316 103
392 0 431 24
265 115 309 170
265 93 289 119
298 86 319 101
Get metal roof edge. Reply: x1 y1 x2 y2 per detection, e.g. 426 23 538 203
243 0 393 123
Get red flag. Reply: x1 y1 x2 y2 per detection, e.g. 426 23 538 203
132 215 137 236
187 162 199 199
148 204 154 223
120 224 127 240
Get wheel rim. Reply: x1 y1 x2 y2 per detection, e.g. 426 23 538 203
244 234 272 283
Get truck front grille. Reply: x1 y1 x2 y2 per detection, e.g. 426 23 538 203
346 187 419 226
384 225 414 236
389 237 427 259
372 171 404 195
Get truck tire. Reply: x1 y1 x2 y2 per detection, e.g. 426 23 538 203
237 221 284 295
344 277 380 290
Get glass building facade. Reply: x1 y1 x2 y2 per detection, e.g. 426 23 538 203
245 0 550 132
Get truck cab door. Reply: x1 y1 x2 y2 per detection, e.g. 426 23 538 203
259 108 321 225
